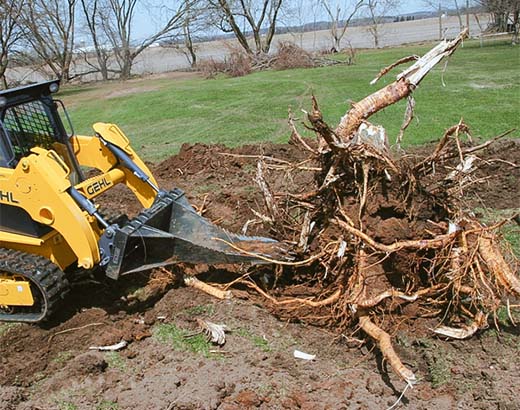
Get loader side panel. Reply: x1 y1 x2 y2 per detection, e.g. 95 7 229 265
0 149 102 270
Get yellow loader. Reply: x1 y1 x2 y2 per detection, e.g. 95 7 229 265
0 80 283 323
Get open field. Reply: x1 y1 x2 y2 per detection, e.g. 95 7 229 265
61 39 519 161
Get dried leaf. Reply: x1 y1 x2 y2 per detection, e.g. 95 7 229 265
196 319 229 346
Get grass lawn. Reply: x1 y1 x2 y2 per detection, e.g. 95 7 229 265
60 39 519 161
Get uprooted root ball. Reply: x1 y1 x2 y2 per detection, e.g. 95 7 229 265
233 30 519 385
254 128 517 384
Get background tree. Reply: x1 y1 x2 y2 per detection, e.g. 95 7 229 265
284 0 319 48
423 1 480 39
80 0 112 80
477 0 518 32
19 0 76 82
179 0 200 66
98 0 192 79
452 0 465 31
207 0 285 55
158 0 209 68
423 1 453 39
173 0 211 67
321 0 365 52
365 0 399 48
0 0 24 88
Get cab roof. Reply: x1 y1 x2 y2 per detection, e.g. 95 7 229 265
0 80 60 109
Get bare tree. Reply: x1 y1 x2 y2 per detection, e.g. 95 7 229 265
160 0 210 67
365 0 399 48
180 1 199 66
423 1 451 39
423 1 477 39
98 0 192 79
321 0 365 52
477 0 519 32
208 0 285 54
173 0 211 67
19 0 76 82
285 0 317 47
453 0 465 31
0 0 24 88
80 0 111 80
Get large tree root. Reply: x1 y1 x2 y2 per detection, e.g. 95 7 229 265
184 276 233 300
358 314 417 385
229 29 519 386
478 233 520 295
186 31 517 387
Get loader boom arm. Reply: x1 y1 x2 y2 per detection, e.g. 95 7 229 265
70 123 158 208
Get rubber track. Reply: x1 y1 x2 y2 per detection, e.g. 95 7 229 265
0 248 69 323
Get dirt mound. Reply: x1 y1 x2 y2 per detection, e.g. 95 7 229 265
469 138 520 209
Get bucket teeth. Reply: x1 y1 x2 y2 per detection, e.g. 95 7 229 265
103 189 290 279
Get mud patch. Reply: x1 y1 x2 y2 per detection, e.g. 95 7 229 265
105 85 161 99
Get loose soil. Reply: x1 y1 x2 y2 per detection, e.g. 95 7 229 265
1 139 518 410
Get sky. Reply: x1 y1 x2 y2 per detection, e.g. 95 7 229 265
131 0 433 42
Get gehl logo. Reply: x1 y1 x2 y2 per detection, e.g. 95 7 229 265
0 190 19 204
86 177 112 195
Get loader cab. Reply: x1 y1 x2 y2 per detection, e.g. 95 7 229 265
0 80 83 182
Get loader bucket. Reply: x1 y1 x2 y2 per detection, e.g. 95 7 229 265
103 189 287 279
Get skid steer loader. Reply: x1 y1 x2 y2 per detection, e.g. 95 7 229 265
0 80 284 323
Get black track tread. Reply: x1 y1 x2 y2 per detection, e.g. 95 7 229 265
0 248 69 323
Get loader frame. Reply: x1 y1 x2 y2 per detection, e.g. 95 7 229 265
0 80 158 272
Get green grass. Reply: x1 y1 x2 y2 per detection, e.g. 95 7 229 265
153 323 212 357
236 327 272 352
474 207 520 257
96 400 119 410
104 352 127 372
503 225 520 258
56 401 78 410
496 304 520 327
425 348 452 388
52 351 74 364
182 304 215 317
60 40 519 161
0 322 19 337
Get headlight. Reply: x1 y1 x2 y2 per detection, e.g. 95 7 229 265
49 82 59 93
